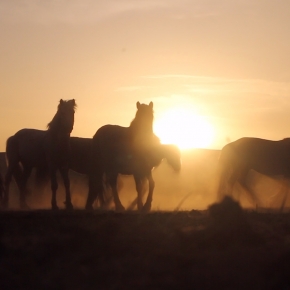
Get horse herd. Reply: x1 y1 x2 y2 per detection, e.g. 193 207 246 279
0 98 290 211
0 99 181 211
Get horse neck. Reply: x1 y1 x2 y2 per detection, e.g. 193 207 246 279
129 118 153 135
47 113 70 140
47 112 70 135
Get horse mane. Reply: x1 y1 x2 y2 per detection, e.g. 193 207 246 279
47 99 76 131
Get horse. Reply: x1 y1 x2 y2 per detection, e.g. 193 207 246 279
85 101 159 210
0 174 4 203
4 99 76 210
103 143 181 212
67 136 180 211
216 137 290 210
69 136 92 175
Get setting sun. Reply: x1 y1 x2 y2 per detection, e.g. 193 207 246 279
154 107 214 150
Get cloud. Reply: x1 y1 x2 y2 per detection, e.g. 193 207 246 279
115 85 154 92
115 74 290 119
142 74 290 98
0 0 258 25
0 0 183 25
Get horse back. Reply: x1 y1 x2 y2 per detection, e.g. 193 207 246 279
93 125 129 144
92 125 131 156
6 129 46 167
226 137 290 174
232 137 290 157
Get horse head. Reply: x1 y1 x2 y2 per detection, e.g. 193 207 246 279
48 99 77 134
131 101 154 133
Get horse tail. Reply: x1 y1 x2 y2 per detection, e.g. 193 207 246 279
5 135 24 179
216 144 234 201
0 173 4 201
165 144 181 172
5 135 19 168
85 133 105 209
4 135 23 194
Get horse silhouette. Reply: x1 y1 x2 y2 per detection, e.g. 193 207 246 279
4 99 76 210
0 174 4 203
86 101 159 211
66 137 180 211
217 137 290 209
103 143 181 212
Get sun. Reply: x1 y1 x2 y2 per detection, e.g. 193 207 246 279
154 107 214 150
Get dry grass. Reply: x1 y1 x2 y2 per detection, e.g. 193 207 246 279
0 198 290 289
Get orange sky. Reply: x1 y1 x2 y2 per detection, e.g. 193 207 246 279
1 1 290 151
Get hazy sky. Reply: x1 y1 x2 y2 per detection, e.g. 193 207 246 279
1 0 290 151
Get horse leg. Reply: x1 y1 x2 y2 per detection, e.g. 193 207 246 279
3 170 12 208
224 167 238 199
3 161 19 209
0 175 3 205
143 174 155 212
85 173 104 210
216 164 230 201
85 178 97 210
109 175 125 212
238 170 260 209
278 177 290 212
60 167 73 210
18 166 32 209
134 176 144 211
50 168 59 210
127 178 149 211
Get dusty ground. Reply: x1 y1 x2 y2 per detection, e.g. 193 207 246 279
0 198 290 290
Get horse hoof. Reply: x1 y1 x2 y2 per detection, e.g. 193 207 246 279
1 201 8 210
64 202 73 210
115 205 125 212
51 204 59 211
142 204 151 213
20 203 30 210
85 204 94 210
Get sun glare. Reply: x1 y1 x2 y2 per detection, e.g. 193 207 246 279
154 107 214 150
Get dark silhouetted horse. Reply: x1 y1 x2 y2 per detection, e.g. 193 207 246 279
33 121 177 212
0 174 4 204
217 137 290 209
4 99 76 210
103 143 181 212
69 137 92 175
86 101 159 210
67 137 180 211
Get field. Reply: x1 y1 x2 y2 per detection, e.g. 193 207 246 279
0 198 290 289
1 150 290 289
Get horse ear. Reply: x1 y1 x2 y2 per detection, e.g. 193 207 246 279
60 99 64 104
149 101 153 109
136 102 140 109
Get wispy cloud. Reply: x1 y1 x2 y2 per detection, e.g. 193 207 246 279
0 0 183 24
115 74 290 118
115 85 155 92
142 74 290 97
0 0 257 25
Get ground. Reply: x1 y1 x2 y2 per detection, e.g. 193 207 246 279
0 198 290 289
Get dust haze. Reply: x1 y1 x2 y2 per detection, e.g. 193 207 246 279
1 150 289 211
